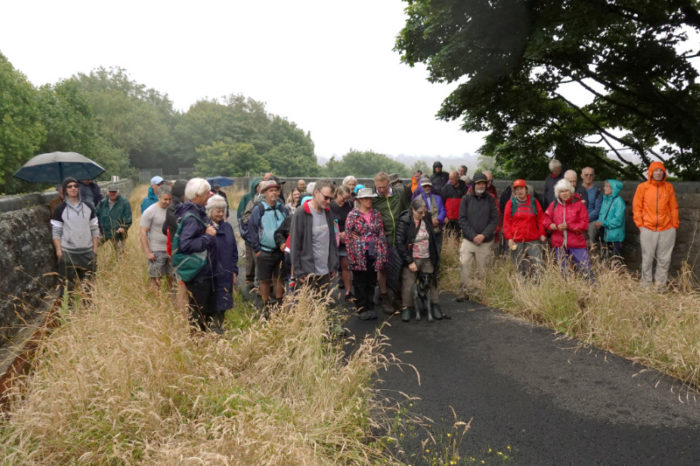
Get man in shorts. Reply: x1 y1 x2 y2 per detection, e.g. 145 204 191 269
140 185 173 289
246 180 289 307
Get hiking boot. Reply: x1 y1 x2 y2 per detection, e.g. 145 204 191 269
431 303 443 320
380 293 394 315
401 307 413 322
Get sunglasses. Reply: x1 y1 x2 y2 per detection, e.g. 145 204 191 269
66 184 79 188
323 195 332 201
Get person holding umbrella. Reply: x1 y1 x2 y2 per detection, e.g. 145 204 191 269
50 177 100 292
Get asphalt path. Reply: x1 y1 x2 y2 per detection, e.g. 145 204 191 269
344 295 700 465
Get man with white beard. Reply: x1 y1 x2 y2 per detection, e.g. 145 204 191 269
457 172 498 302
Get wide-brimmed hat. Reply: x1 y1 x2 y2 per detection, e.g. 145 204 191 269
388 173 400 183
259 180 280 192
356 187 377 199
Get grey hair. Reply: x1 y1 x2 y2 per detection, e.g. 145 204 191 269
314 179 333 194
548 159 562 171
410 197 427 212
206 194 227 215
185 177 211 201
554 179 574 197
563 169 578 182
157 184 172 197
342 175 357 186
335 185 350 197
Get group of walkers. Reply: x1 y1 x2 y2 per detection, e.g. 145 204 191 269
49 158 680 333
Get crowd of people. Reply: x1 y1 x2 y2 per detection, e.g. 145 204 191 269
49 160 680 332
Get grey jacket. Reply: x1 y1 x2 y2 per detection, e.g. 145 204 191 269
290 201 339 279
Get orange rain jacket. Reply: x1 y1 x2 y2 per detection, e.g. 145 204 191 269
632 162 679 231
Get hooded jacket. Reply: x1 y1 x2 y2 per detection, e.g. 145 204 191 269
237 178 261 219
96 194 132 239
174 201 217 282
503 194 545 243
542 195 588 249
140 186 158 214
632 162 679 232
430 168 449 195
599 179 626 243
458 190 498 242
372 188 408 246
213 221 238 311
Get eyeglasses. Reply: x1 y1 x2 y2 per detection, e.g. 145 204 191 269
66 184 78 189
323 195 332 201
582 173 594 176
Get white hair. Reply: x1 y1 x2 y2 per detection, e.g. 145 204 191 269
564 169 577 180
185 177 211 201
306 182 316 195
548 159 562 171
206 194 227 215
554 179 574 197
342 175 357 186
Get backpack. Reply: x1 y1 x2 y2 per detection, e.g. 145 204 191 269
172 213 209 282
239 199 262 239
510 195 539 218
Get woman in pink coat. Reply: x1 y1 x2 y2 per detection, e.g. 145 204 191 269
542 179 592 279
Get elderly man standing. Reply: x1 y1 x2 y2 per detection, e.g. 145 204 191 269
290 180 338 291
563 169 589 208
457 173 498 302
96 184 132 253
51 177 100 292
581 167 603 244
543 159 564 208
141 175 165 213
373 171 409 313
633 162 679 289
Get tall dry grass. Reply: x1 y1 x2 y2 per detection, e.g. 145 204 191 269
440 239 700 389
0 187 400 464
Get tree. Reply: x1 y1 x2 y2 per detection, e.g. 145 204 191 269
0 53 45 193
396 0 700 179
193 140 270 176
324 150 410 178
408 160 431 176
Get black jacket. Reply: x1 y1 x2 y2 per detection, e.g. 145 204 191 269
396 210 440 272
458 191 499 242
430 170 450 196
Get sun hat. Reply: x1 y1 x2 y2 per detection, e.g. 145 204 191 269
259 180 280 192
356 187 377 199
420 177 432 186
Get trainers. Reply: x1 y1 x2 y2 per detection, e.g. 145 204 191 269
358 309 377 320
401 308 412 322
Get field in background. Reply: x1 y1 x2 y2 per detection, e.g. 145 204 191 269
440 238 700 390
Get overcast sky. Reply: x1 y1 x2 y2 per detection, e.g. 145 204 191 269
0 0 486 164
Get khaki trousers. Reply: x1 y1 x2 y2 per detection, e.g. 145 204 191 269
640 227 676 287
460 239 493 295
400 257 438 308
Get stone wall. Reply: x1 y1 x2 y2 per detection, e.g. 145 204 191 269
0 179 133 341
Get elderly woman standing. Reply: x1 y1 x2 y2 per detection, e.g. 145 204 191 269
175 178 218 332
397 197 442 322
542 179 592 279
502 179 546 275
207 194 238 334
345 187 389 320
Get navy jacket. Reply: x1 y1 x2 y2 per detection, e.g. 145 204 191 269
175 202 217 282
213 221 238 311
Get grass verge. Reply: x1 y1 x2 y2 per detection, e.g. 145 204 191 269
440 236 700 390
0 187 400 464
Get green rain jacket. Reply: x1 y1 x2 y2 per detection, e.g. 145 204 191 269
372 188 408 246
96 194 132 239
237 178 262 219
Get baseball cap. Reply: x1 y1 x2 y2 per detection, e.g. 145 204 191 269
150 175 164 185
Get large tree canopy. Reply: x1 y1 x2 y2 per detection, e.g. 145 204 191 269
324 150 410 178
396 0 700 179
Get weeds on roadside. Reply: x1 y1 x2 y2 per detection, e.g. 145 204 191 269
441 240 700 390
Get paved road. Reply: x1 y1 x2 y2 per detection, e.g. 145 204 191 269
345 296 700 465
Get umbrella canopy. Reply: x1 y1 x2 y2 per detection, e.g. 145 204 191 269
13 151 105 184
207 176 235 187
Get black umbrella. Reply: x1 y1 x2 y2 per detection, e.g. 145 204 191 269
13 151 105 184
